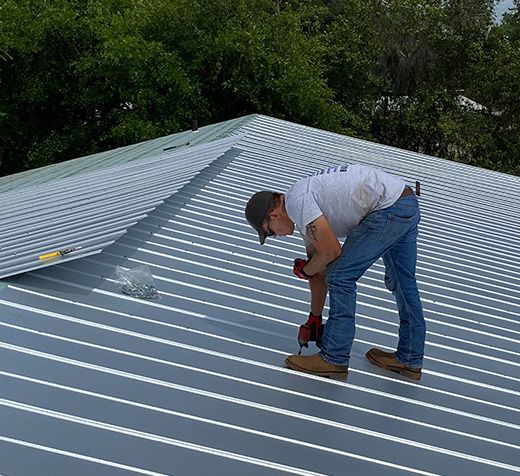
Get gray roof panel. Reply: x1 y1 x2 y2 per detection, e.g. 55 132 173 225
0 137 237 279
0 115 252 194
0 115 519 475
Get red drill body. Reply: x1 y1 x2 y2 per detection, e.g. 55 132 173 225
297 313 323 354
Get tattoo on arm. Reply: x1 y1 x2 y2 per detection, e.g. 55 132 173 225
306 222 319 242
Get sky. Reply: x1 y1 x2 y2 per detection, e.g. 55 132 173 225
495 0 515 21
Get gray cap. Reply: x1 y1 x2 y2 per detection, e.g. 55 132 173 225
245 191 276 244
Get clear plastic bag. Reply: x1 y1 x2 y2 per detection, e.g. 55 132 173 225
115 265 160 300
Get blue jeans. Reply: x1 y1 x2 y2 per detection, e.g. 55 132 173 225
319 192 426 368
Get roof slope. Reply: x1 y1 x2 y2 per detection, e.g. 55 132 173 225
0 115 250 194
0 115 519 475
0 123 246 279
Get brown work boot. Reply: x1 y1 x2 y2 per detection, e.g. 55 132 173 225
285 353 348 381
366 348 422 380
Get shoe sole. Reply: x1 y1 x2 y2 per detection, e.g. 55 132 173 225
366 352 421 381
284 358 348 381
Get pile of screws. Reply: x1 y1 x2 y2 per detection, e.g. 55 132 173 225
115 265 159 300
122 282 159 300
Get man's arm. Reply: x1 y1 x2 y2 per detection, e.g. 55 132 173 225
306 243 328 315
303 215 341 277
302 215 340 315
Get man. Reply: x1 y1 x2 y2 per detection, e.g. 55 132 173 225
245 164 425 381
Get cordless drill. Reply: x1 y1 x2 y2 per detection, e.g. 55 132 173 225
297 312 324 355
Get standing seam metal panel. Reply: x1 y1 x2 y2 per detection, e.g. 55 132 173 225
0 115 518 476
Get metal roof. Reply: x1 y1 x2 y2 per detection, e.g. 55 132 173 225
0 137 238 279
0 115 250 194
0 114 519 475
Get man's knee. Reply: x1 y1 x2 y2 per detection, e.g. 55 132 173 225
327 271 357 291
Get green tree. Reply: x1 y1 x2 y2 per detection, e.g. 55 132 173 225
321 1 383 137
137 0 342 128
466 1 520 174
0 0 200 175
0 0 344 176
330 0 519 174
1 0 518 177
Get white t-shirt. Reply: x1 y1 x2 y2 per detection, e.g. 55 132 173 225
285 164 405 244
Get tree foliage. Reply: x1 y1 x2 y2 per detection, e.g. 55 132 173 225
0 0 519 176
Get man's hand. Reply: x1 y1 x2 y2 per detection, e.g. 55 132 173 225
293 258 312 280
